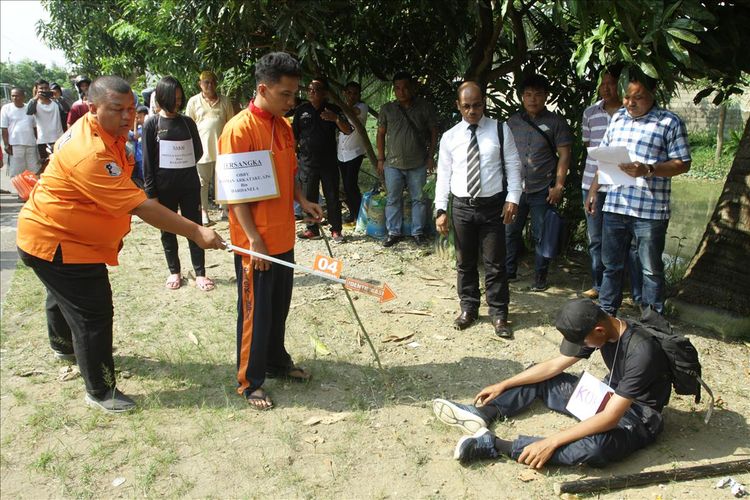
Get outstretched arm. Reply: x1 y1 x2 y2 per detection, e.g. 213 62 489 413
475 355 580 406
132 198 224 249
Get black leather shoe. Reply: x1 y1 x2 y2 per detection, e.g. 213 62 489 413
493 318 513 339
413 234 429 246
383 234 402 248
530 273 548 292
454 311 478 330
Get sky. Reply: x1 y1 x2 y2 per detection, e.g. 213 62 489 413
0 0 68 67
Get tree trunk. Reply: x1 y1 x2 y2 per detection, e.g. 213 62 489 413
674 117 750 318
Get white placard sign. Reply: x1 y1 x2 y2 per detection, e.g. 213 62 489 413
565 371 615 421
159 139 196 169
587 146 648 187
215 151 280 204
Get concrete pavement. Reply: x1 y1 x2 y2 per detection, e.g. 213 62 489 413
0 168 23 316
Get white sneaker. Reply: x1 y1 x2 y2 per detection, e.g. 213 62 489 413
432 398 488 434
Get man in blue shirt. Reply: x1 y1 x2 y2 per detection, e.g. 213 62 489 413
589 72 691 315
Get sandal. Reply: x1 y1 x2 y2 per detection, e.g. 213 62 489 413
267 365 312 383
245 388 273 410
165 274 182 290
196 276 215 292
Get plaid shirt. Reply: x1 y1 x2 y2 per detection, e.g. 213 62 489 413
581 100 614 190
601 106 691 220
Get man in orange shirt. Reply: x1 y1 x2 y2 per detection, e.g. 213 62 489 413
17 76 225 414
218 52 322 410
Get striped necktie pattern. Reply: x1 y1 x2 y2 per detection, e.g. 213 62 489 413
467 123 481 198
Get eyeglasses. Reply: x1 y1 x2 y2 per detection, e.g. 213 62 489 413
307 87 324 94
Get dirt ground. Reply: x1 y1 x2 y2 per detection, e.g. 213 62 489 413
1 212 748 499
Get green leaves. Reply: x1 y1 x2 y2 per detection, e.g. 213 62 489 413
666 27 700 45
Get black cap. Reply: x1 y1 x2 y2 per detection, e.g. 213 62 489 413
556 298 608 356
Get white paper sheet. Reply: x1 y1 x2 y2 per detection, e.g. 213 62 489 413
566 371 615 421
587 146 647 187
159 139 196 169
215 150 280 204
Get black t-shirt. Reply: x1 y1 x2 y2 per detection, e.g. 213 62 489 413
292 101 346 168
565 321 673 412
142 114 203 199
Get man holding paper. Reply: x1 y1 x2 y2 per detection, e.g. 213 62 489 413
218 52 323 410
432 298 672 468
587 72 691 316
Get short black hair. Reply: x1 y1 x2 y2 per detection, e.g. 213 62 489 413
392 71 412 83
136 105 149 114
628 68 658 93
345 81 361 91
255 52 301 85
35 79 49 87
11 87 25 95
155 76 186 113
88 76 132 105
603 63 624 80
518 73 549 93
310 77 329 90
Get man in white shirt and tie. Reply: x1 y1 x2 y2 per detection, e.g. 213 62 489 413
435 82 523 338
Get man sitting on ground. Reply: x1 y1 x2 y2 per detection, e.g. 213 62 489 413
433 298 672 468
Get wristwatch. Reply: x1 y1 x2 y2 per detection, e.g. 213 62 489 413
646 163 656 177
436 209 447 218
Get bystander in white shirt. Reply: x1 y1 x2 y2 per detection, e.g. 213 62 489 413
435 115 523 211
337 102 369 162
1 101 39 175
33 100 64 145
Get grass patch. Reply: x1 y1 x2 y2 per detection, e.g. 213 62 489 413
684 131 738 180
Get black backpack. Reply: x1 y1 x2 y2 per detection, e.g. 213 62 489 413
630 306 715 423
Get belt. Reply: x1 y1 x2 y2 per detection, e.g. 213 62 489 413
453 192 503 207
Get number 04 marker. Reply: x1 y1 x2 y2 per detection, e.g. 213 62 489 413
225 243 396 303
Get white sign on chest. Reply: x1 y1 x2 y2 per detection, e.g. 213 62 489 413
215 150 280 204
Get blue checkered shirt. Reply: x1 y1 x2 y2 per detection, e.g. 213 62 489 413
601 107 691 220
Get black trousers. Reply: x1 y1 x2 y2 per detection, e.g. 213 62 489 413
452 192 509 320
157 177 205 276
234 251 294 395
19 247 115 398
484 372 664 467
298 162 342 233
338 155 364 219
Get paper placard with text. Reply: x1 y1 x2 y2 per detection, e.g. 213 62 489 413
159 139 196 169
565 371 614 421
215 150 280 204
313 255 343 278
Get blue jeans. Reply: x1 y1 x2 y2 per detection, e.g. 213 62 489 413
384 165 426 237
599 212 668 315
584 191 643 300
505 188 550 275
484 372 663 467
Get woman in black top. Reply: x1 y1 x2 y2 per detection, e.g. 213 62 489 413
143 76 215 291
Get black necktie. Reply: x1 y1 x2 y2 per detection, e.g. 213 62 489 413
467 124 481 198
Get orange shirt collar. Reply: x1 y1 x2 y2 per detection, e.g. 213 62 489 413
248 99 274 121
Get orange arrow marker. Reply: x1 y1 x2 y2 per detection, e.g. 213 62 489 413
344 278 397 303
380 283 396 303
